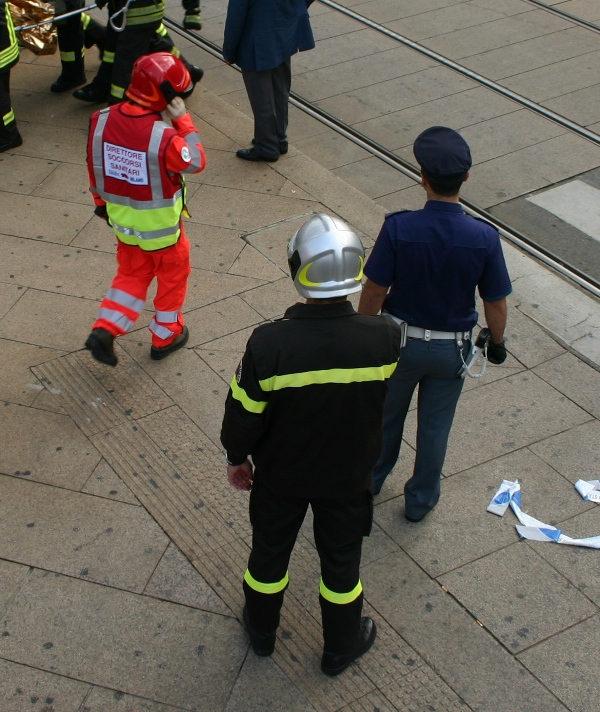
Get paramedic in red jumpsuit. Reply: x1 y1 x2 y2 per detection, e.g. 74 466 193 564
85 52 206 366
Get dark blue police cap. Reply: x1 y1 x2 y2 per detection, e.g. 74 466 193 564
413 126 472 177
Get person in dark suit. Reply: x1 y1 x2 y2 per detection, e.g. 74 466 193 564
223 0 315 162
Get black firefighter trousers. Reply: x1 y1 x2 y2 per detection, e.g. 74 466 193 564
244 480 373 654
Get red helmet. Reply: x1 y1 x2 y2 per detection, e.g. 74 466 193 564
126 52 193 111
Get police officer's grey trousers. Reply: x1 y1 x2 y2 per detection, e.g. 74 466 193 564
372 337 466 518
242 59 291 158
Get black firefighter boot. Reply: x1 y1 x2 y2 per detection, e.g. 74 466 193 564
321 617 377 677
85 328 118 367
0 120 23 153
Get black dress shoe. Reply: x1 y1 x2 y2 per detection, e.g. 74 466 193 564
404 507 433 523
50 73 86 93
73 82 109 103
188 64 204 84
0 128 23 153
150 325 189 360
321 617 377 677
236 147 278 162
251 137 287 154
85 328 118 367
243 606 276 657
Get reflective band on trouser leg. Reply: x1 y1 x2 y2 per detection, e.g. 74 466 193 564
244 569 289 595
103 51 115 64
3 110 15 127
111 84 125 99
105 287 145 313
97 308 134 333
149 318 174 341
60 51 77 62
319 578 363 605
230 377 267 414
155 310 178 323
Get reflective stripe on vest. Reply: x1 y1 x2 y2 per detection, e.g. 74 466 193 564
92 110 184 251
0 4 18 69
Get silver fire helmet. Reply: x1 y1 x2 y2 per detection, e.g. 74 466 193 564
287 214 365 299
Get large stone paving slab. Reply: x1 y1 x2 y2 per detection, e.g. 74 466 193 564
0 403 100 489
82 459 140 506
82 686 185 712
363 550 568 712
144 543 230 616
374 448 590 577
439 542 597 653
0 153 58 195
403 371 591 476
529 420 600 485
518 615 600 712
0 194 91 244
502 307 565 369
0 339 62 406
0 474 168 591
0 283 25 319
0 569 247 711
0 657 90 712
533 352 600 419
0 559 30 617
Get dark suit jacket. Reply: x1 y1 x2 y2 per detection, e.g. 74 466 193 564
223 0 315 72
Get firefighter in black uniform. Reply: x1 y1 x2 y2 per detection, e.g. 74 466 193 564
221 214 405 676
0 0 20 152
50 0 105 93
74 0 202 104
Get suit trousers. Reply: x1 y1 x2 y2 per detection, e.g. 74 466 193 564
244 480 372 654
242 59 291 157
371 337 467 518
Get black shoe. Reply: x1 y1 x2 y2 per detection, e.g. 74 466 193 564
321 617 377 677
73 82 109 103
85 328 117 367
0 128 23 153
188 64 204 84
236 147 278 162
404 508 430 523
150 325 189 361
50 73 86 93
242 606 276 657
183 11 202 29
251 137 287 155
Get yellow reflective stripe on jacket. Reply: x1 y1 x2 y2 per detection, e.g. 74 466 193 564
0 3 18 69
260 362 398 392
320 578 362 605
230 377 267 414
81 12 91 28
244 569 288 595
126 1 164 24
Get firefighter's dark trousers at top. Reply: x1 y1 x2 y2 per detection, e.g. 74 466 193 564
244 481 373 654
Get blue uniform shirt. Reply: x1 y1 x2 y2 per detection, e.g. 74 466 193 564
365 201 512 332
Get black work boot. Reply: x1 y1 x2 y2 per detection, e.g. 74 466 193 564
243 606 276 657
73 81 110 103
51 71 86 93
0 123 23 153
183 9 202 29
150 325 189 361
321 617 377 677
85 328 118 367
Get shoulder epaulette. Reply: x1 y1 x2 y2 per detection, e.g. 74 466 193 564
384 209 412 220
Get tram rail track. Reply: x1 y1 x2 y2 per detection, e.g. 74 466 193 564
523 0 600 34
315 0 600 147
164 18 600 299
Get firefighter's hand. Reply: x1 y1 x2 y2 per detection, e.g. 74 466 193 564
227 459 253 491
166 97 187 120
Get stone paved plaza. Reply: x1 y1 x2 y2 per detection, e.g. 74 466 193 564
1 14 600 711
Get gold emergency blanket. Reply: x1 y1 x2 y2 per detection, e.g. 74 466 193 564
9 0 57 55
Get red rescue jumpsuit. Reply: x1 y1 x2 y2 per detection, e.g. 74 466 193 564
87 102 206 348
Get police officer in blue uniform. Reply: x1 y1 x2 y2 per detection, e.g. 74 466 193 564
358 126 511 522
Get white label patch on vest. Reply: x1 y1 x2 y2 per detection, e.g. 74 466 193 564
103 142 149 185
181 146 191 163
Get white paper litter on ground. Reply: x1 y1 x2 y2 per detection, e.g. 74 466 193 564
575 479 600 503
487 480 600 549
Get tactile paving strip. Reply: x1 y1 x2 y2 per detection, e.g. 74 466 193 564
35 353 471 711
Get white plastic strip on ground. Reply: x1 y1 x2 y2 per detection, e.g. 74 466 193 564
527 181 600 243
575 479 600 503
487 479 600 549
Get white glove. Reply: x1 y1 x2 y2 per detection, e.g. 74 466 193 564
165 97 187 120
